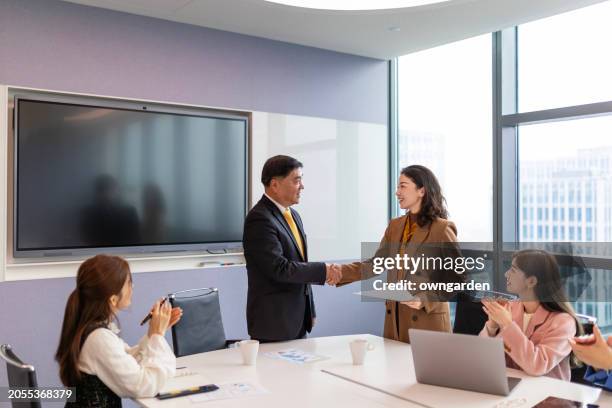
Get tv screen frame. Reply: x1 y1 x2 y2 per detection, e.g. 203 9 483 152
12 92 250 259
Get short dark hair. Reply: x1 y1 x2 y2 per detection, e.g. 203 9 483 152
261 155 303 187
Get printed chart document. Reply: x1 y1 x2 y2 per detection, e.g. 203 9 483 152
264 348 329 364
189 381 269 403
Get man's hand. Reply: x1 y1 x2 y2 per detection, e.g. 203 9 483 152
325 263 342 286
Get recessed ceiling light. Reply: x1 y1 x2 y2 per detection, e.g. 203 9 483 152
387 26 401 32
263 0 451 11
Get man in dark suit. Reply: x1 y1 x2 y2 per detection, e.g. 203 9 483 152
243 155 342 342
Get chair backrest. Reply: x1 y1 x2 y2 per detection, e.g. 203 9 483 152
169 288 227 357
0 344 41 408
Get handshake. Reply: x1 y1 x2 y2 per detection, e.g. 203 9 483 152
325 263 343 286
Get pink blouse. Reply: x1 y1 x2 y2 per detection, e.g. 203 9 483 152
480 302 576 381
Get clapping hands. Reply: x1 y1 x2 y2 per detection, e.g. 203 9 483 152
325 263 342 286
482 299 513 330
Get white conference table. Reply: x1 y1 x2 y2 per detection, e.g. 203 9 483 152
136 334 611 408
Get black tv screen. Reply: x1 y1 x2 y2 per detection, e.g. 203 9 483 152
14 96 248 257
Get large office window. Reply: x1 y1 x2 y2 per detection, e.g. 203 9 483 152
513 2 612 332
397 35 493 242
392 1 612 332
518 1 612 112
518 116 612 243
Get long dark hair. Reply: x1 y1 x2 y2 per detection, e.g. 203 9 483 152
400 165 448 227
513 249 584 364
55 254 131 386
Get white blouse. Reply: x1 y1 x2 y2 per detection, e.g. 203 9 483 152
522 312 534 333
78 323 176 398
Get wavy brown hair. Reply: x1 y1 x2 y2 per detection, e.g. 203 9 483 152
400 165 448 227
55 254 131 386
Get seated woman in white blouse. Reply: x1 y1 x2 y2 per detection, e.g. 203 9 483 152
55 254 182 406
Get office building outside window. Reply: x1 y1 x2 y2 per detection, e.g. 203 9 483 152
517 1 612 332
393 1 612 332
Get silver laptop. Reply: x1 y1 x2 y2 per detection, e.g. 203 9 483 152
409 329 521 396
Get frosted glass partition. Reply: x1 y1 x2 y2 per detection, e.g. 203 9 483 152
251 112 388 261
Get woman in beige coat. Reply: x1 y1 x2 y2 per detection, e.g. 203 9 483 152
337 165 464 343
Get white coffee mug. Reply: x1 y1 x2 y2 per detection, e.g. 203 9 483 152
238 340 259 365
349 339 375 365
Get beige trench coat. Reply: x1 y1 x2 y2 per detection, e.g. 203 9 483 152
339 215 464 343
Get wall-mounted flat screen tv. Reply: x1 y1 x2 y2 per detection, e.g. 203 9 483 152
13 94 248 258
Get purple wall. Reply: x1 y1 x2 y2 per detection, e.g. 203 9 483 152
0 0 387 398
0 0 387 124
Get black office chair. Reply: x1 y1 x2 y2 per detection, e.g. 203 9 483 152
571 313 597 385
169 288 238 357
0 344 41 408
452 291 489 335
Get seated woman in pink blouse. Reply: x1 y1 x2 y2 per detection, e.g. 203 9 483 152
480 249 582 381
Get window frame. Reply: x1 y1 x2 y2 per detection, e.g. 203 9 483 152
389 24 612 277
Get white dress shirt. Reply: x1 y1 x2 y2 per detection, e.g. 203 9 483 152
264 193 288 214
78 323 176 398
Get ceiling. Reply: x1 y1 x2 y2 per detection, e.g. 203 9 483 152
61 0 606 59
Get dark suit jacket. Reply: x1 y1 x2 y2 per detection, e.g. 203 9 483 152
243 195 326 341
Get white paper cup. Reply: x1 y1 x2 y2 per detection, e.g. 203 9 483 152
350 339 375 365
238 340 259 365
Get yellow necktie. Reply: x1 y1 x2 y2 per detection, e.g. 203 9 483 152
283 208 305 259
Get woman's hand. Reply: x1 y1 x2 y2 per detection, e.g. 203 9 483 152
570 325 612 370
148 298 171 338
482 298 500 335
485 318 500 336
482 299 513 330
169 307 183 328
